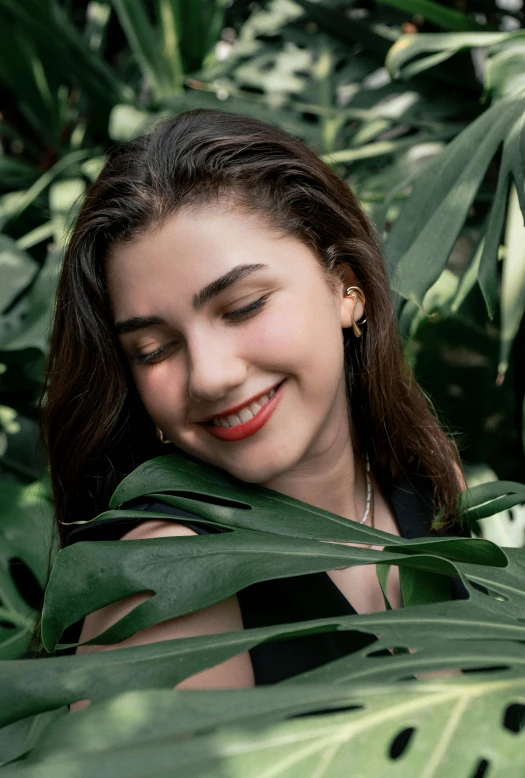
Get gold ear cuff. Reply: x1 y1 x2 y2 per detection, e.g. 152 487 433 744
344 286 367 338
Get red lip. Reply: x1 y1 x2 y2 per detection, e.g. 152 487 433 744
196 381 283 423
201 380 285 442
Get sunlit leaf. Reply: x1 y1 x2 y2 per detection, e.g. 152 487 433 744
4 675 525 778
387 30 525 81
0 235 37 313
498 184 525 380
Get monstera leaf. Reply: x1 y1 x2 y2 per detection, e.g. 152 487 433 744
2 452 525 775
0 477 55 660
1 674 524 777
41 453 505 650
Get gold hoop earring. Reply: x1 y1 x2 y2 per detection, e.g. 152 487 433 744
156 426 171 444
344 286 367 338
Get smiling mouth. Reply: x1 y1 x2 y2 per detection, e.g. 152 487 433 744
202 381 283 428
200 381 285 442
201 381 285 428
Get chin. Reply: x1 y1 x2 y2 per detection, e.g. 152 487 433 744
219 447 299 486
178 431 305 486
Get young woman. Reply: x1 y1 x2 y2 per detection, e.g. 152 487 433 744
42 109 468 696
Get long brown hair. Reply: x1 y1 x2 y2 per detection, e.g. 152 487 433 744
42 108 462 543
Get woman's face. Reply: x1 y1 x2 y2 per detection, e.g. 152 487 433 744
106 204 362 485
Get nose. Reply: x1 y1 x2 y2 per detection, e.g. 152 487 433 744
186 330 248 404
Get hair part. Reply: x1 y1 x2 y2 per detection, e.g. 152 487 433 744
42 108 463 542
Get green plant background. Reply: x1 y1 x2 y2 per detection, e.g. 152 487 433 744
2 0 525 775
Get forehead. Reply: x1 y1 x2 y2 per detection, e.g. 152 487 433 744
108 206 279 285
105 205 323 318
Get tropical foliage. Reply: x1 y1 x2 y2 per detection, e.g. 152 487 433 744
3 453 525 775
2 0 525 774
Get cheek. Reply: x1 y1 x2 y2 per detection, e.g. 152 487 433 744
132 363 186 422
258 295 343 376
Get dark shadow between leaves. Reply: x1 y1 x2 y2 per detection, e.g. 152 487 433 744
9 557 44 611
164 492 251 510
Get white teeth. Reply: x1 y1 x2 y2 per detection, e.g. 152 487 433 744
238 407 255 423
256 394 269 409
212 386 278 428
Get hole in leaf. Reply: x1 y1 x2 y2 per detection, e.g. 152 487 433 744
367 646 411 657
69 698 91 712
294 704 363 719
462 665 510 675
389 727 415 759
470 758 490 778
9 557 44 611
470 582 509 602
503 703 525 733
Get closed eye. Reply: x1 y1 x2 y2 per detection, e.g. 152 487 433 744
223 294 270 321
134 295 270 366
134 342 179 365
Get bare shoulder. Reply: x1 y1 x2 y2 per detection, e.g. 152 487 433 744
71 516 254 709
120 519 202 540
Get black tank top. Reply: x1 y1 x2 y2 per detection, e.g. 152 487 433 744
63 474 469 684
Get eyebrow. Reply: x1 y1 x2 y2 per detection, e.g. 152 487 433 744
114 263 268 336
192 262 268 312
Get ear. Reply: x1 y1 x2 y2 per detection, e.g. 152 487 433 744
328 264 365 329
340 284 365 330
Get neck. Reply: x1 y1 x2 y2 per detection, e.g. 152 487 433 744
261 418 367 524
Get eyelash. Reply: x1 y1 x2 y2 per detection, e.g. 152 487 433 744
134 295 270 366
224 294 269 321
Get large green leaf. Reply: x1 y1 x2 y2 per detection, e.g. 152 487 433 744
0 0 128 146
43 530 489 651
0 709 64 767
172 0 229 73
459 481 525 521
498 184 525 379
48 177 86 246
386 30 525 81
0 248 61 358
385 92 525 315
0 149 92 232
6 593 525 722
0 236 37 314
0 478 55 659
486 40 525 100
41 453 508 654
3 674 525 777
110 0 180 99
